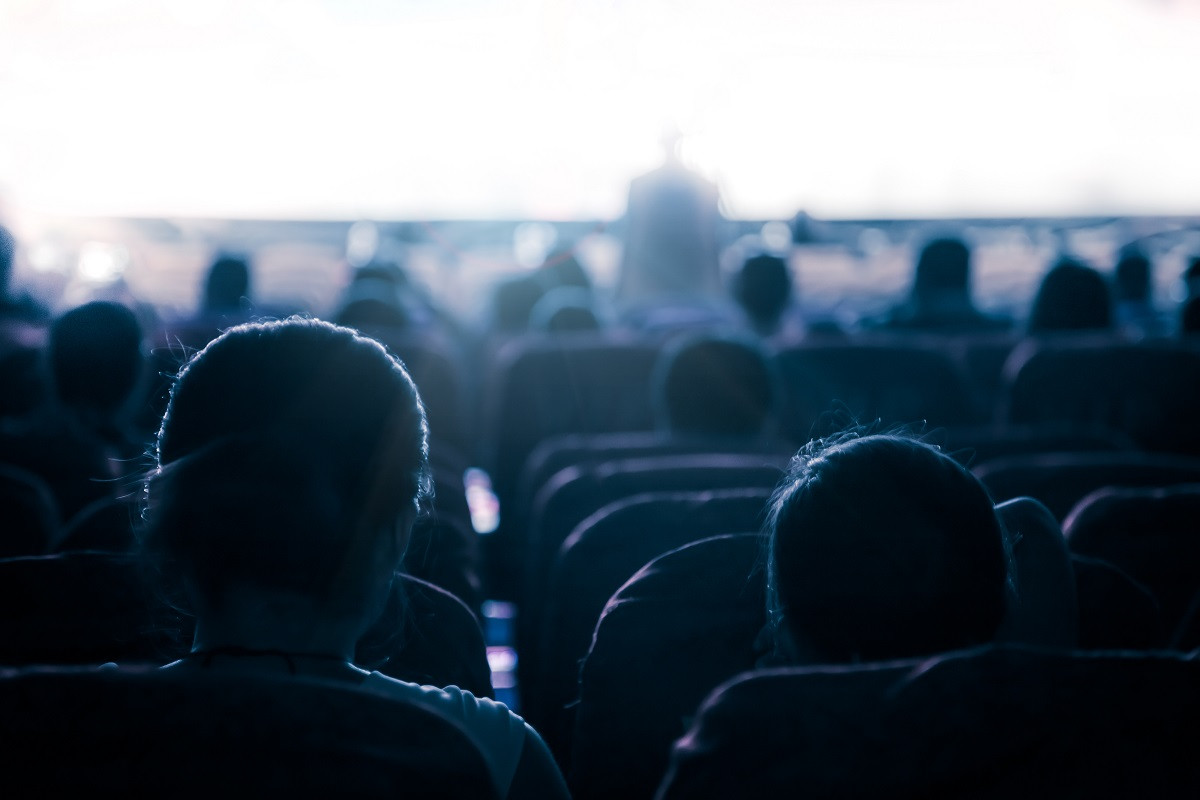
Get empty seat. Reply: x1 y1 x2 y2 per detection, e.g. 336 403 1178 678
0 551 493 697
54 494 139 553
659 646 1200 799
927 423 1134 468
0 665 496 798
772 342 980 443
513 431 790 545
973 452 1200 520
571 534 767 800
479 332 663 599
0 463 58 558
1064 484 1200 638
519 454 785 689
1071 555 1168 651
1003 340 1200 454
527 492 772 762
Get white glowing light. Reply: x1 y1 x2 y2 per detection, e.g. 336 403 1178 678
1 0 1198 220
76 242 127 282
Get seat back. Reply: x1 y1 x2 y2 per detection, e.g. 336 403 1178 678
0 462 58 557
54 494 139 553
973 452 1200 520
0 665 497 798
527 493 772 760
1064 484 1200 635
772 342 979 442
527 453 786 607
659 646 1200 799
513 431 789 544
0 551 175 665
1071 555 1168 650
571 534 767 800
0 551 493 697
479 332 663 599
1004 340 1200 454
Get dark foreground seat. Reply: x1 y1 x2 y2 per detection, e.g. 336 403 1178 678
658 646 1200 799
570 534 768 800
0 665 497 798
0 552 493 697
973 452 1200 519
1064 484 1200 641
527 491 771 763
1003 339 1200 455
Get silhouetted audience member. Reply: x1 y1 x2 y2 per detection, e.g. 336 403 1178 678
335 261 460 335
335 297 410 330
1182 256 1200 337
764 433 1009 665
140 318 567 800
528 287 601 333
1028 257 1113 334
488 249 596 335
0 301 146 521
652 333 777 440
732 253 801 338
490 275 545 334
202 253 251 315
1185 256 1200 301
0 224 49 324
1183 298 1200 337
0 225 49 418
617 132 721 305
1113 248 1165 338
880 237 1010 333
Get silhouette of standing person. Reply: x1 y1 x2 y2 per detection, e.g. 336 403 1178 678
617 130 723 311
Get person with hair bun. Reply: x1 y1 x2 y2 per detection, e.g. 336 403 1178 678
142 318 567 800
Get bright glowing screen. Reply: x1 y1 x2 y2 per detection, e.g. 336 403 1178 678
2 0 1199 220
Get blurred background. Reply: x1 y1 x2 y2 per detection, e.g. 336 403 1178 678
1 0 1198 328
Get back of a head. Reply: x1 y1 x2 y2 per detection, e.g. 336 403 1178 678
912 238 971 300
767 434 1008 663
734 254 792 331
335 297 410 331
1114 249 1152 303
529 286 601 333
49 301 144 414
1028 258 1113 333
145 318 430 612
1183 297 1200 336
654 334 776 439
541 250 591 291
1187 256 1200 298
202 254 251 313
491 275 545 333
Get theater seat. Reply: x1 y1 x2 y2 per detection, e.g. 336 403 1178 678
659 646 1200 799
571 534 767 800
522 453 786 652
973 452 1200 520
527 491 771 763
1071 555 1168 651
1064 484 1200 639
0 463 58 558
0 552 493 697
1003 340 1200 455
772 342 981 442
0 665 496 798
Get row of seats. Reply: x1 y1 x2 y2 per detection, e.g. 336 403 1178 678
508 447 1200 771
